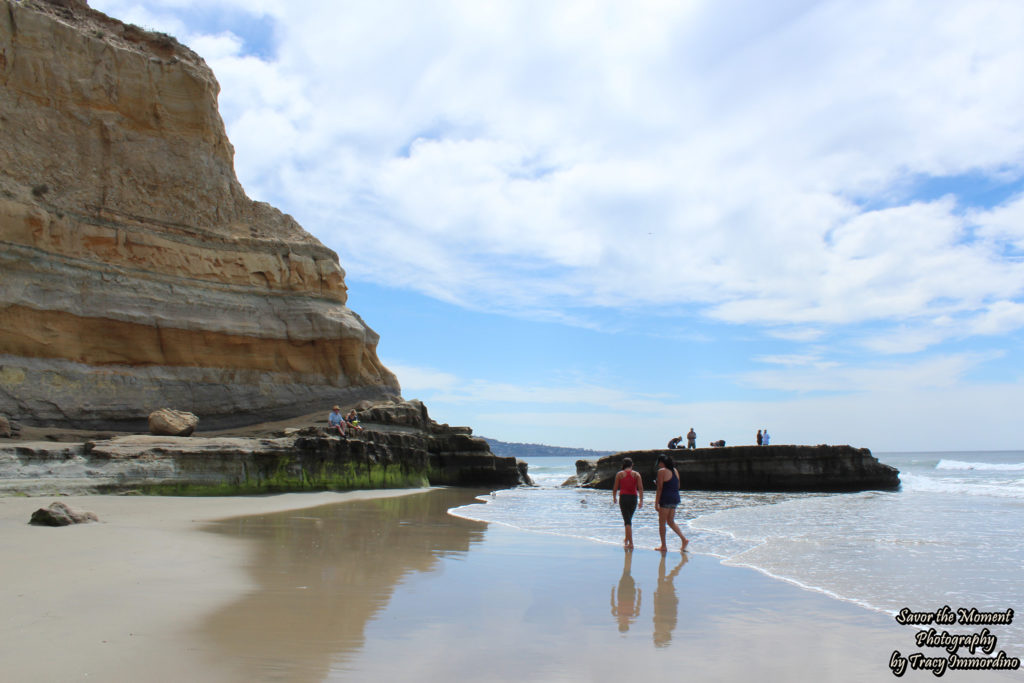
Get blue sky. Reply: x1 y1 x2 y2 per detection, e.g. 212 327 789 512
91 0 1024 452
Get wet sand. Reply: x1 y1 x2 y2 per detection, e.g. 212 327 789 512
0 489 428 682
2 488 1013 681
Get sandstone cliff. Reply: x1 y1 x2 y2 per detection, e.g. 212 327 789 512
573 445 901 492
0 0 400 429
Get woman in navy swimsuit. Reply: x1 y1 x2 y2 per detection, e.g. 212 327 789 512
654 454 689 552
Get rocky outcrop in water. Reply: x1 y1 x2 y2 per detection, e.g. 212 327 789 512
0 0 399 430
572 445 900 492
0 400 532 495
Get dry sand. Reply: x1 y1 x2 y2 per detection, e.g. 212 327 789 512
2 488 1013 682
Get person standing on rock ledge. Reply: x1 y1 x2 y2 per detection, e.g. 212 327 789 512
762 429 770 445
686 428 697 449
756 429 763 446
328 405 346 436
612 457 643 550
654 454 689 553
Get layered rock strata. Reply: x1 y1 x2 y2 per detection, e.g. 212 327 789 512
572 445 900 492
0 0 399 430
0 401 532 495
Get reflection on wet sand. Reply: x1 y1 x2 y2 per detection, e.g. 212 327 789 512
199 488 488 681
609 550 690 646
653 553 688 648
611 552 641 632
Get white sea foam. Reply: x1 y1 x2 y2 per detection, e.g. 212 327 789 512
899 472 1024 499
936 459 1024 472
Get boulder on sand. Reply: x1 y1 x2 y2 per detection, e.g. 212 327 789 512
30 501 99 526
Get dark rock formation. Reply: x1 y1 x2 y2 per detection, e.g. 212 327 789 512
1 401 532 495
29 501 98 526
573 445 899 492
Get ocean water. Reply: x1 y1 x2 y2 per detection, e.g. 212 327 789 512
450 451 1024 656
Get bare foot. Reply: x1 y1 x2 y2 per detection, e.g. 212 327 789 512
681 539 689 552
654 546 667 552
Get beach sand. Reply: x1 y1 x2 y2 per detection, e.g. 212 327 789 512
0 489 427 682
2 488 1014 682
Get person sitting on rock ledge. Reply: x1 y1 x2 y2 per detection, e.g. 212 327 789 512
328 405 346 436
345 409 363 433
667 436 683 450
709 440 725 448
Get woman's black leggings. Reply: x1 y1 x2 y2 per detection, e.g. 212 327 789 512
619 494 638 525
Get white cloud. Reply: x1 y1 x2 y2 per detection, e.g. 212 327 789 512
858 302 1024 354
753 353 838 370
765 327 826 343
394 364 675 415
858 325 955 355
185 31 244 60
969 301 1024 335
90 0 1024 351
88 1 190 36
737 352 1001 393
971 192 1024 253
385 363 461 393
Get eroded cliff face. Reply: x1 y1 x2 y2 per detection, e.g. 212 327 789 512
0 0 401 429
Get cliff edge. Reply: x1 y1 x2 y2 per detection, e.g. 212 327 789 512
0 0 400 429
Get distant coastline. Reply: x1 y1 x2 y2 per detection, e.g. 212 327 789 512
482 437 614 460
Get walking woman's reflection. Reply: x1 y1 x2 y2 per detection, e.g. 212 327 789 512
611 551 641 632
652 553 688 647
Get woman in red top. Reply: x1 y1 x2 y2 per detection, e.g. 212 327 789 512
612 457 643 550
